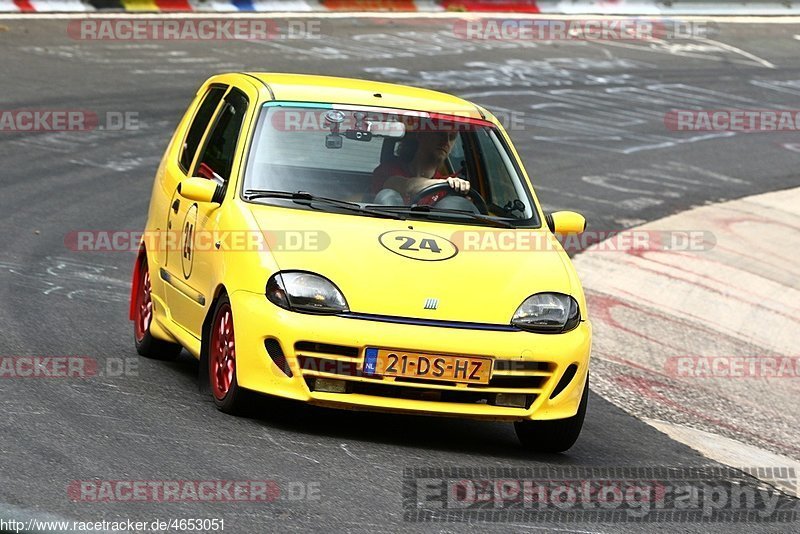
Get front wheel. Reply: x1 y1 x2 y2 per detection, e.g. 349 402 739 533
133 256 182 360
514 373 589 453
207 294 248 414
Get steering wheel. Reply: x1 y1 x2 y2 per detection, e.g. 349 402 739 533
410 182 489 215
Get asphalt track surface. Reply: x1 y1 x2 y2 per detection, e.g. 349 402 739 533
1 15 799 534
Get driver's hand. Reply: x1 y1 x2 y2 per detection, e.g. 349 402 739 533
446 177 470 194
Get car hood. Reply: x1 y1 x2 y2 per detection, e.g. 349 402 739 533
248 204 574 325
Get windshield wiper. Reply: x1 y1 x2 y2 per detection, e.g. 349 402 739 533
243 190 406 220
365 204 516 228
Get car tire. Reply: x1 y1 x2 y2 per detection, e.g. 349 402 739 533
206 294 248 414
514 373 589 453
133 256 183 360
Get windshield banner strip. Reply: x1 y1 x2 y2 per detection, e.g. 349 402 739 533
332 103 429 117
428 112 492 127
261 101 333 109
261 102 487 125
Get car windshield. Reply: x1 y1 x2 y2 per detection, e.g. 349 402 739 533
242 103 540 227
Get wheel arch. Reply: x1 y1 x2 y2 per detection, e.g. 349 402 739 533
199 283 229 394
129 244 148 321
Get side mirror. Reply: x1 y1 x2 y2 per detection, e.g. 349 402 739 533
178 177 223 204
546 211 586 234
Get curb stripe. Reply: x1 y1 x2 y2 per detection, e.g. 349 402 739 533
0 0 20 11
441 0 540 12
13 0 35 10
120 0 159 10
322 0 419 10
186 0 236 12
252 1 319 10
4 0 800 12
232 0 255 10
87 0 124 9
30 0 90 9
155 0 192 10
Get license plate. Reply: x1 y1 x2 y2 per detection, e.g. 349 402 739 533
364 348 492 384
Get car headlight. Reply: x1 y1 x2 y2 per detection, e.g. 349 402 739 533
511 293 580 333
266 271 349 314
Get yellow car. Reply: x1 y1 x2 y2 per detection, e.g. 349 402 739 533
130 73 591 452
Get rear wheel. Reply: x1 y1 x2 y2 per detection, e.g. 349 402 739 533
514 374 589 453
207 295 247 414
133 256 182 360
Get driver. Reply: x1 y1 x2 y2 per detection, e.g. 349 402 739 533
372 130 470 205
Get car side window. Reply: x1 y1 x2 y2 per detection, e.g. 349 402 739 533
475 128 518 209
193 89 248 185
448 134 466 172
179 86 226 172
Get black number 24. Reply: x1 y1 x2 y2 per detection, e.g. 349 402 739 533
396 236 442 253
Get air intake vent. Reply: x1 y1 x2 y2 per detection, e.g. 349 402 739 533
265 339 292 377
294 341 359 358
549 364 578 399
494 360 551 372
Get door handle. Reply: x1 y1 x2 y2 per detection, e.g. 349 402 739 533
172 199 180 213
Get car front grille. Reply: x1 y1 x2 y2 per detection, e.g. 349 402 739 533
293 341 556 410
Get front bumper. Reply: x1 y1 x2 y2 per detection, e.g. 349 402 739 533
231 290 591 422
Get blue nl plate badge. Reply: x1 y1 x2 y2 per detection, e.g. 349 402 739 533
363 348 378 375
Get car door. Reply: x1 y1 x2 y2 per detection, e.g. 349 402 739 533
158 85 225 330
163 87 249 337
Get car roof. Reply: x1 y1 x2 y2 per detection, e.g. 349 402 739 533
243 73 485 118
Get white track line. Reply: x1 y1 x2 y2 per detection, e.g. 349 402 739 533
647 419 800 498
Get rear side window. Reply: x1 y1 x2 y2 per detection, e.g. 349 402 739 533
194 89 249 183
179 86 225 172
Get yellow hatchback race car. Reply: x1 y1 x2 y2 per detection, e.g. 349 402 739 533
130 73 592 452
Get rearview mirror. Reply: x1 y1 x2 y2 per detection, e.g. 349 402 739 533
547 211 586 234
367 121 406 138
178 177 222 204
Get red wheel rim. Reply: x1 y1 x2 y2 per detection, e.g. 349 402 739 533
134 262 152 343
210 303 235 400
